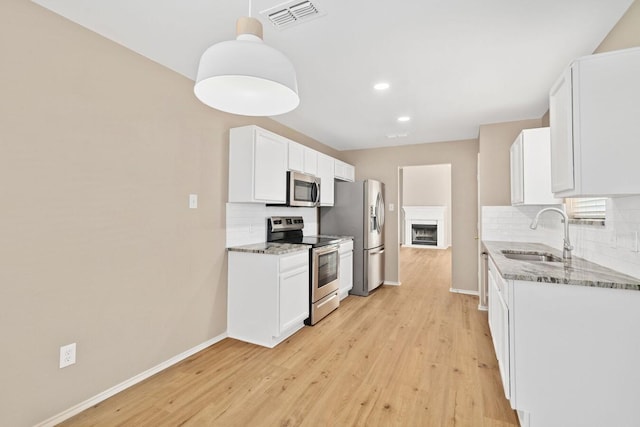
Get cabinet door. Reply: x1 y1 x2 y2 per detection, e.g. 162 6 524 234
488 267 501 356
339 251 353 298
304 147 318 176
488 263 510 400
279 265 309 334
549 67 575 194
510 134 524 205
496 285 510 400
288 141 304 172
254 130 287 203
335 160 355 182
317 153 335 206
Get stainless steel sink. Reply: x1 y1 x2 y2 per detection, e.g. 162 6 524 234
501 251 562 263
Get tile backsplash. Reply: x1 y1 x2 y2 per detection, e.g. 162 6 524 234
482 196 640 279
226 203 318 247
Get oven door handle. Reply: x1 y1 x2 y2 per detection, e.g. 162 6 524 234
314 244 338 255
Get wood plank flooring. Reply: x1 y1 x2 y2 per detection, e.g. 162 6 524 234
60 247 519 426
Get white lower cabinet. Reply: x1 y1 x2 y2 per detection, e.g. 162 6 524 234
228 250 309 348
488 254 640 427
338 240 354 300
487 258 510 400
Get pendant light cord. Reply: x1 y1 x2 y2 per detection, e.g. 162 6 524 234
249 0 252 17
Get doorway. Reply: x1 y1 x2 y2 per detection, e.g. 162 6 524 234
398 164 453 287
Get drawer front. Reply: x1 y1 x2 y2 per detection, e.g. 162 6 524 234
279 250 309 273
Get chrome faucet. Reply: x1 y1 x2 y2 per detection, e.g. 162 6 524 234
530 207 573 260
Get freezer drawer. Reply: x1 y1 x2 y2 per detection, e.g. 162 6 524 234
365 246 385 292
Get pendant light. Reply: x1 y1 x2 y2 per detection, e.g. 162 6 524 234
194 1 300 116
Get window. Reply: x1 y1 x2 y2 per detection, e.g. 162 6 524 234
566 198 607 220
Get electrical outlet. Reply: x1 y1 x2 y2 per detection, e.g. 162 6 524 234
189 194 198 209
59 343 76 368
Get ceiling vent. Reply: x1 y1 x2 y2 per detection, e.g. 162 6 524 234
260 1 326 30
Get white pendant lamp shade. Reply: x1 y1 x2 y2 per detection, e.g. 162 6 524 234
194 17 300 116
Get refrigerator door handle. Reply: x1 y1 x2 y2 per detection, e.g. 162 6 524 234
370 248 385 255
379 193 385 229
375 193 384 233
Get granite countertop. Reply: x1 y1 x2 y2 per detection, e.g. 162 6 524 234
228 236 353 255
483 241 640 291
227 242 309 255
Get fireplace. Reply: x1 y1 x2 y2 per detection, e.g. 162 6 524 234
412 223 437 246
402 206 448 249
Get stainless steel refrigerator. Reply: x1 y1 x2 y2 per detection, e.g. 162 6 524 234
320 180 385 296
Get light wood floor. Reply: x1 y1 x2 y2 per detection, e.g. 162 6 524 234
60 248 519 426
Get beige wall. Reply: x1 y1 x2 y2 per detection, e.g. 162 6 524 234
341 140 478 291
595 0 640 53
402 164 452 207
0 1 340 425
477 118 542 209
402 164 452 245
538 0 639 124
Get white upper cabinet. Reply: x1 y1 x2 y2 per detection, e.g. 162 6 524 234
230 125 356 205
304 147 318 176
549 47 640 197
288 141 318 176
510 127 562 206
229 126 287 204
317 153 335 206
335 160 355 182
287 141 305 173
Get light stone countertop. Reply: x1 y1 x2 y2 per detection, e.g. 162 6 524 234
227 236 354 256
483 241 640 291
227 242 309 255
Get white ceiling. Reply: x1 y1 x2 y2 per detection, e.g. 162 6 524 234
32 0 633 151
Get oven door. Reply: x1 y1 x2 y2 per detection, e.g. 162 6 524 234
312 244 339 302
288 171 320 207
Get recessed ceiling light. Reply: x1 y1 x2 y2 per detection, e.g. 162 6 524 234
374 82 390 91
397 116 411 122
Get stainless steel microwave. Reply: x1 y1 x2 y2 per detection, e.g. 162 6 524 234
287 171 320 207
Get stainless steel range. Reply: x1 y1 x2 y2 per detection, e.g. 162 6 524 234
267 216 341 325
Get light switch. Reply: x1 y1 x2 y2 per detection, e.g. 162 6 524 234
388 203 395 212
189 194 198 209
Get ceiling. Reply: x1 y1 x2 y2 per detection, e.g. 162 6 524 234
32 0 633 151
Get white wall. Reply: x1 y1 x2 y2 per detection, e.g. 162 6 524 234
402 164 452 246
482 195 640 279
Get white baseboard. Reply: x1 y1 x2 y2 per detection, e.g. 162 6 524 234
517 410 531 427
449 288 479 296
35 332 228 427
383 280 401 286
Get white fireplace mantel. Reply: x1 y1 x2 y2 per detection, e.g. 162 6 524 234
402 205 448 249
